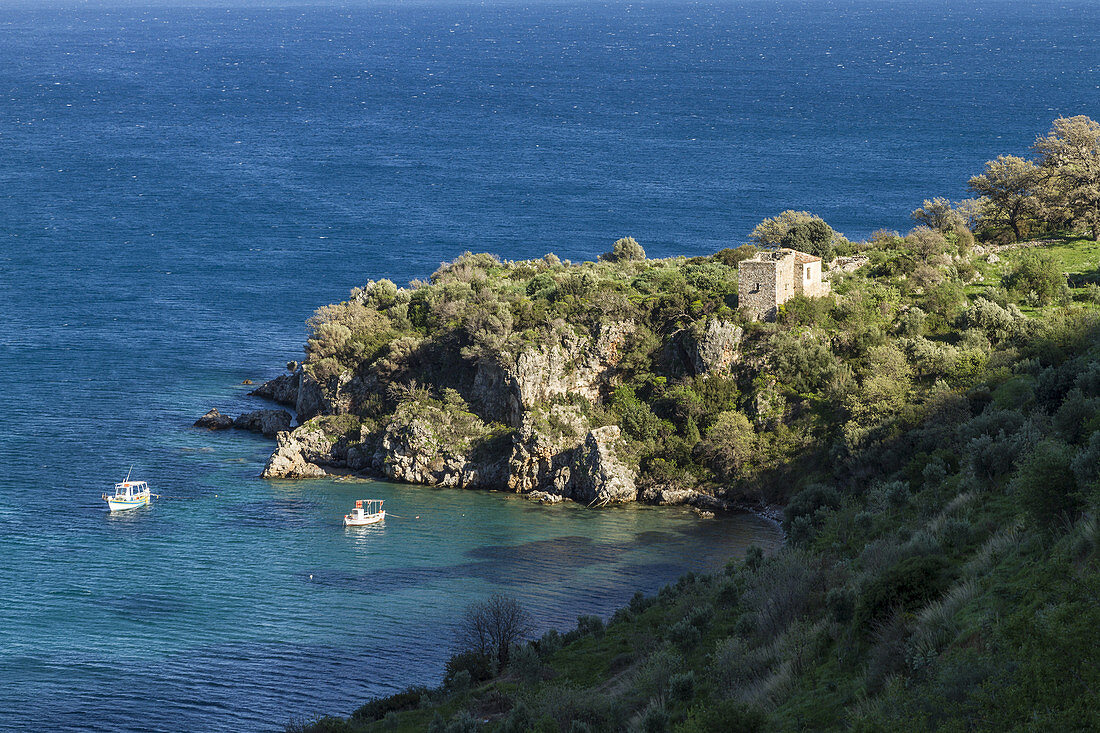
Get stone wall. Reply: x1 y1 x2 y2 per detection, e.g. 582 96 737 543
738 259 780 321
739 248 828 320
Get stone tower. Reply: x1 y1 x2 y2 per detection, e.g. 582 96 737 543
738 248 829 321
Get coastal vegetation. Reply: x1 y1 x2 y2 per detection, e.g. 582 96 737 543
284 117 1100 731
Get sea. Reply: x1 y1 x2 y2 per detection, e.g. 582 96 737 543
0 0 1096 730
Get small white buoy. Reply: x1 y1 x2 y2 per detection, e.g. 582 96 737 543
309 574 313 580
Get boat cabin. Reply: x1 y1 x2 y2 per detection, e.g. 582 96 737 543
344 498 386 526
114 481 149 498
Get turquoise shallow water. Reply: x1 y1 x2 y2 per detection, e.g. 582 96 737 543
2 0 1097 729
0 422 780 730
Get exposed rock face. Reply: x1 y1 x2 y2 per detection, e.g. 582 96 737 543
261 425 331 479
249 369 300 407
507 414 636 505
252 322 647 505
194 408 234 430
665 319 742 377
568 426 637 504
688 319 742 376
233 409 292 437
474 321 634 426
641 485 699 505
833 255 870 274
372 399 507 489
294 370 378 423
295 371 329 423
506 405 588 495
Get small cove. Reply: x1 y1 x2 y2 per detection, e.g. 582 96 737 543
2 1 1096 729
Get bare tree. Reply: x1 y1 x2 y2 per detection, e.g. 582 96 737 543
457 593 532 666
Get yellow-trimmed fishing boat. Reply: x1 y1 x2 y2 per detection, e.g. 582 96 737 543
344 499 385 527
103 474 152 512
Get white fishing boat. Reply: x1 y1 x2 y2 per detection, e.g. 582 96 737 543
344 499 385 527
102 474 152 512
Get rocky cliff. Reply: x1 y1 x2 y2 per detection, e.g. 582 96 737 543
230 251 771 508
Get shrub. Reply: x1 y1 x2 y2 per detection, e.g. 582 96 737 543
610 385 665 441
669 670 696 702
865 614 911 693
700 410 756 481
670 617 702 647
575 615 605 638
352 687 430 722
961 298 1023 343
285 717 355 733
781 219 836 261
904 226 949 257
1012 439 1082 531
770 333 841 393
629 591 656 615
783 484 842 533
536 629 563 659
742 549 827 639
1004 250 1068 306
967 432 1021 481
685 700 767 733
499 701 535 733
751 210 824 246
427 712 478 733
1053 388 1100 443
444 651 493 687
1071 431 1100 487
714 244 758 266
897 307 927 337
855 555 954 629
825 586 856 624
508 643 544 684
600 236 646 262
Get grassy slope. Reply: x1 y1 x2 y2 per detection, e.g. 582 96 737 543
294 232 1100 733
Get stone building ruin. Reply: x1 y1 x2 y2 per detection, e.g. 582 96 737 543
738 247 830 321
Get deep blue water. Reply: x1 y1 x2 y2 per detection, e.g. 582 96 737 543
0 1 1097 730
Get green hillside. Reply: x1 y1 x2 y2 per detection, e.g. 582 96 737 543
287 117 1100 733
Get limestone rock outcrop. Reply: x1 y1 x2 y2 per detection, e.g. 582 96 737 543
474 321 634 426
506 406 588 495
233 409 292 437
194 408 234 430
372 398 507 489
249 369 300 407
689 319 743 376
568 426 637 504
641 485 699 505
261 425 331 479
507 411 637 505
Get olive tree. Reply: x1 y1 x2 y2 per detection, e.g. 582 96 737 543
1034 115 1100 241
911 197 971 233
967 155 1042 242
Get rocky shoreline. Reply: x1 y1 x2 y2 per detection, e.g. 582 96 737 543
195 254 791 518
195 309 772 517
